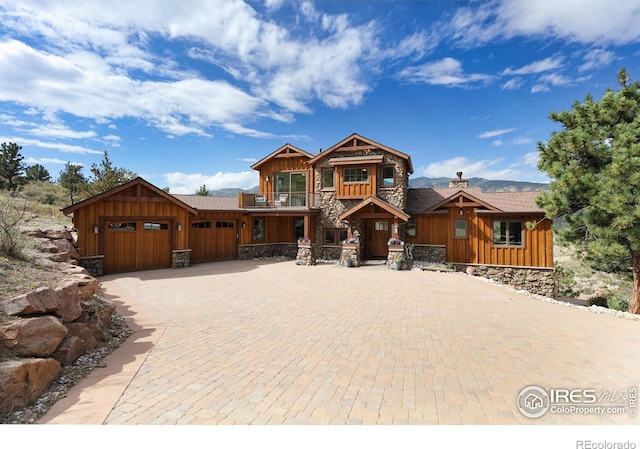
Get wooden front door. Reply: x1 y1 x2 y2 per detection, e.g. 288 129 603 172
370 219 392 258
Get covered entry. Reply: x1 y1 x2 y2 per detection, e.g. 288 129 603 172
339 196 410 259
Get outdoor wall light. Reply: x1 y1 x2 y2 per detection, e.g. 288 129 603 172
93 224 99 234
459 209 464 216
265 175 270 182
242 222 246 229
177 223 182 232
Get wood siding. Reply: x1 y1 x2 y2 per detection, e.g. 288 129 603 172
257 156 310 195
408 210 553 267
336 164 377 199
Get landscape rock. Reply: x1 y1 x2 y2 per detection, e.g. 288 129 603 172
63 274 99 300
0 316 68 357
0 358 62 414
53 281 83 322
52 238 80 260
0 287 60 317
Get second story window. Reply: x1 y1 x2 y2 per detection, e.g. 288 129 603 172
322 168 334 189
343 167 368 183
382 166 395 187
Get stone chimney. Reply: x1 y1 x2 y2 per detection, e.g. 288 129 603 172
449 171 469 188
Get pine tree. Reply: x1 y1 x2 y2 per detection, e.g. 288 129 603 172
0 142 27 192
195 184 211 196
89 151 137 195
537 68 640 314
59 162 88 204
25 163 51 182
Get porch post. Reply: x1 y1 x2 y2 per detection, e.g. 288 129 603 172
303 214 311 239
393 217 400 239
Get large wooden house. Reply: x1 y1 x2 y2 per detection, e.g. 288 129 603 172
63 133 553 277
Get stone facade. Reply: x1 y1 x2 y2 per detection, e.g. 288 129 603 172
409 244 446 264
78 256 104 277
172 249 191 269
239 243 298 260
296 243 316 266
341 243 360 267
456 264 558 298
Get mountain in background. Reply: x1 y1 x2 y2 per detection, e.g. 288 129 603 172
408 176 548 192
204 177 548 197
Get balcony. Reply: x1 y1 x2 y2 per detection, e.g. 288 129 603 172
239 192 312 209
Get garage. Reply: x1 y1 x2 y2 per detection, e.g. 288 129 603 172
189 219 238 263
103 220 172 273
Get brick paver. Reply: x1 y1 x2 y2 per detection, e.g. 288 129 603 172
41 260 640 424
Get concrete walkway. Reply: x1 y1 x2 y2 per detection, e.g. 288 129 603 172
40 260 640 425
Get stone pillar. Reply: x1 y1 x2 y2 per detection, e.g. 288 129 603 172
296 241 316 265
387 245 406 270
78 255 104 277
172 249 191 268
341 243 359 267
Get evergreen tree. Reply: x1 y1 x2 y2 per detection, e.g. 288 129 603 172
0 142 27 192
59 162 88 205
537 68 640 314
195 184 211 196
25 163 51 182
89 150 137 194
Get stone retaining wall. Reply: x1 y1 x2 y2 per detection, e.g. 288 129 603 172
172 250 191 269
238 243 297 260
455 264 558 298
78 255 104 277
409 244 446 264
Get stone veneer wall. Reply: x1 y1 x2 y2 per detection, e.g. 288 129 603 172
296 244 315 266
172 250 191 269
316 246 342 261
455 264 558 298
239 243 298 260
409 245 446 264
312 148 410 246
78 256 104 277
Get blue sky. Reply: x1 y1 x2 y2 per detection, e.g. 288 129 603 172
1 0 640 194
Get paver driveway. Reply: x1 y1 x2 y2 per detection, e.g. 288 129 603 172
41 260 639 425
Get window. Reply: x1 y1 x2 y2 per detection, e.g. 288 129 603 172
108 222 136 232
374 221 389 231
343 167 369 183
191 221 212 229
216 221 234 228
454 219 468 239
323 228 348 245
493 220 523 246
275 171 307 206
322 168 335 189
405 219 417 237
294 218 305 241
253 218 264 242
382 166 395 187
143 222 168 231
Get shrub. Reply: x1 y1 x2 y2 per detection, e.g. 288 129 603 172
606 292 629 312
555 263 577 297
0 196 27 258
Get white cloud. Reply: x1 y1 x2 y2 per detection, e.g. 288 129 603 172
501 57 563 76
531 84 550 94
501 78 523 90
0 136 103 155
478 128 516 139
449 0 640 46
397 57 494 87
163 170 259 193
523 151 540 167
579 48 616 72
26 157 71 165
418 156 519 180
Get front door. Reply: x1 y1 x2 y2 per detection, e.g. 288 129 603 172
370 219 392 258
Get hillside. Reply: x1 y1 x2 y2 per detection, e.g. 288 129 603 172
408 176 548 192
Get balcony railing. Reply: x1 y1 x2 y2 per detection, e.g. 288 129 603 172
239 192 311 209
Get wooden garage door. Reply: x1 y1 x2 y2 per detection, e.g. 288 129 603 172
190 220 237 263
104 220 172 273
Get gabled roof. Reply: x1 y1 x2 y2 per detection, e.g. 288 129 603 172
251 143 314 170
309 133 414 174
406 187 545 215
62 177 197 215
338 196 410 222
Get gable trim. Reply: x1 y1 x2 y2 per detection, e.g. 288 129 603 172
251 143 314 170
309 133 414 174
62 177 197 216
338 196 410 222
425 190 501 213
